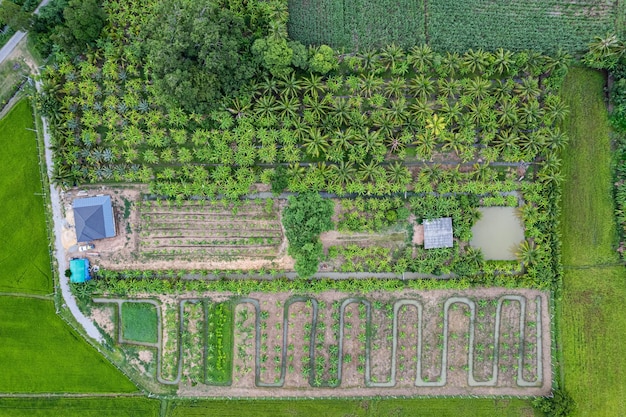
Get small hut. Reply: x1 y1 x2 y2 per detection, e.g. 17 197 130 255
423 217 454 249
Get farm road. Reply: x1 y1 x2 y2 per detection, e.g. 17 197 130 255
35 77 104 342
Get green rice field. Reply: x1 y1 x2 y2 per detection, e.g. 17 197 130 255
0 99 52 295
0 296 138 393
559 68 626 415
169 398 536 416
0 397 159 417
121 302 158 344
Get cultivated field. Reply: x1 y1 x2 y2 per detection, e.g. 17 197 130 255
137 199 285 264
559 68 626 416
93 288 551 397
288 0 617 52
287 0 425 50
0 100 52 294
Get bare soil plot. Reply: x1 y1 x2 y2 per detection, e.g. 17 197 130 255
94 288 551 397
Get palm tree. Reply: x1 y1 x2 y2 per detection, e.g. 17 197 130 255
438 78 462 99
255 75 279 96
516 240 538 265
408 98 433 124
359 73 384 98
302 94 329 122
277 72 302 98
379 43 405 72
407 44 434 73
275 94 300 123
440 51 462 77
518 99 544 129
356 128 383 155
385 77 406 99
544 128 569 152
465 77 492 101
359 160 383 182
303 127 329 158
255 95 277 119
497 97 519 127
330 97 351 126
408 74 435 100
357 48 380 72
438 100 462 127
493 129 520 153
386 161 411 185
491 48 514 75
388 97 409 124
425 114 446 137
544 94 569 125
331 160 356 186
413 131 436 160
515 77 541 102
462 48 490 74
301 73 325 98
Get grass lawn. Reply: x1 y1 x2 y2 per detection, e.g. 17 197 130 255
0 296 138 393
0 99 52 294
169 398 536 416
0 397 159 417
559 67 626 415
121 302 158 344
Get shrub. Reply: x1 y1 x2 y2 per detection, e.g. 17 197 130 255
532 389 576 417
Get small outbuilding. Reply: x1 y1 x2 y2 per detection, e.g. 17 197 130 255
73 195 116 242
69 258 91 283
423 217 454 249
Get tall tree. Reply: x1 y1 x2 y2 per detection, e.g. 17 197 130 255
144 0 258 113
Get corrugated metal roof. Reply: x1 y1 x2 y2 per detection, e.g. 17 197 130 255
423 217 453 249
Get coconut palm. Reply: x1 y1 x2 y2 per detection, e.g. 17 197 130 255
359 73 384 98
277 72 303 98
303 127 329 158
516 240 538 265
302 94 330 122
356 128 383 155
301 73 325 98
465 77 492 101
358 48 380 72
331 160 356 186
386 161 411 185
438 100 463 126
388 97 409 123
413 131 437 160
491 48 514 75
379 43 406 72
255 95 278 119
385 77 406 99
408 74 435 100
407 44 434 73
462 48 490 74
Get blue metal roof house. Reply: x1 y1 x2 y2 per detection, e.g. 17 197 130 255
73 195 116 242
70 258 91 283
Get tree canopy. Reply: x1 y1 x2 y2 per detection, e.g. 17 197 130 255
282 193 334 278
144 0 259 113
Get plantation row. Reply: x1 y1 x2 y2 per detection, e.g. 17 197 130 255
45 42 568 200
288 0 617 52
96 290 549 396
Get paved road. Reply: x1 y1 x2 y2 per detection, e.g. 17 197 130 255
0 0 51 64
0 30 26 63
